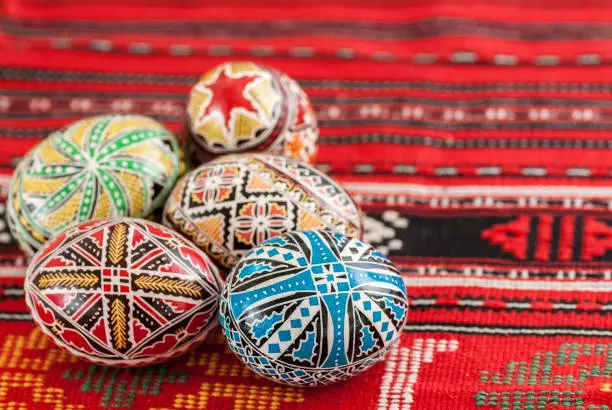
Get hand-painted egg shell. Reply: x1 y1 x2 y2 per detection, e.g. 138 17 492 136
184 61 318 165
24 218 223 367
163 154 363 272
7 115 185 256
219 230 409 386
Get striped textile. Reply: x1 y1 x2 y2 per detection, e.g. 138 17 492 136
2 1 612 408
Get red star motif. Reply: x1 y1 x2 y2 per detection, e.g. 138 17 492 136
198 67 261 133
293 94 312 129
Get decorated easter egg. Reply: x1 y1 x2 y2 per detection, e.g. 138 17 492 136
219 230 409 386
7 114 185 256
24 218 223 367
184 61 318 165
163 154 362 272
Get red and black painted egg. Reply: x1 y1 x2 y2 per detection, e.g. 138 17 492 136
24 218 223 367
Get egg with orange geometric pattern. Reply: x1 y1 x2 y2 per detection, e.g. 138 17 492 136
184 61 318 165
163 154 363 274
24 218 223 367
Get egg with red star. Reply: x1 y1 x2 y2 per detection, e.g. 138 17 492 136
184 61 318 165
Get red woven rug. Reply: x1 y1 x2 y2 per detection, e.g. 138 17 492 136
3 1 612 408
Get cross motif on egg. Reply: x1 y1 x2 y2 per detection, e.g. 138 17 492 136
163 154 363 273
219 230 409 386
24 218 223 367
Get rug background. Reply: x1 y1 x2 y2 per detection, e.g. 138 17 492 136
2 1 612 408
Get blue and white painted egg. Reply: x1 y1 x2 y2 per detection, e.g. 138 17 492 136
219 230 409 386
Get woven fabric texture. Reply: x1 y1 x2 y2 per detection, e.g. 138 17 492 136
2 1 612 408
